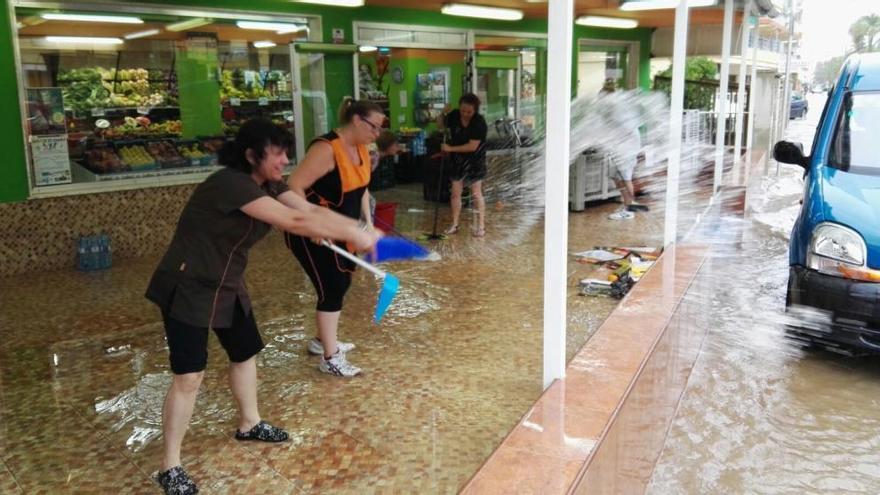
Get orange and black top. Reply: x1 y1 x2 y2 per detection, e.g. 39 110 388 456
304 130 371 221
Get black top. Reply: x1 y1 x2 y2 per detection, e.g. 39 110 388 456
145 167 288 328
444 109 488 166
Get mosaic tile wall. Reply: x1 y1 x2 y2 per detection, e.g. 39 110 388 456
0 185 195 276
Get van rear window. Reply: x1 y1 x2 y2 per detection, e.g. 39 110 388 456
830 91 880 175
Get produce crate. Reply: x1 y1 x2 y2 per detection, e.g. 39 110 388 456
145 139 188 168
114 139 159 171
176 140 213 166
82 142 124 174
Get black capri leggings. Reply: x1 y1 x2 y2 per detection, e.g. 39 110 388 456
285 233 356 312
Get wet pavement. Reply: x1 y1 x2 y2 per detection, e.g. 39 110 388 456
0 172 675 493
648 92 880 494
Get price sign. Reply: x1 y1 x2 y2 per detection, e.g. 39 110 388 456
91 108 106 117
30 134 72 186
230 97 241 106
258 97 269 106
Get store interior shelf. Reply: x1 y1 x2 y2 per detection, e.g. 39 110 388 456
71 161 221 183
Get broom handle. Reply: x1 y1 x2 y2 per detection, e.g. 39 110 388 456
321 241 386 279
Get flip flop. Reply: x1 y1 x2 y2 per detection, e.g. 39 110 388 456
444 225 460 235
472 228 485 238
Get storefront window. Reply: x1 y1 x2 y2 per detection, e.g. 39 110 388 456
15 4 317 193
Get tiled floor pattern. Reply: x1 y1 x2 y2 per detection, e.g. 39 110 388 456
0 172 722 493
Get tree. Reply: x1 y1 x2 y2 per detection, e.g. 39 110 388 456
849 14 880 53
814 56 845 87
654 57 719 110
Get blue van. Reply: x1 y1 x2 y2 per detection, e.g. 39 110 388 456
774 52 880 353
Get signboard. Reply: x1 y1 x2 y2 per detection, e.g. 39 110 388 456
26 88 71 185
30 135 72 185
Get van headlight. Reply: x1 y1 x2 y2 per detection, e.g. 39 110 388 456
807 223 866 275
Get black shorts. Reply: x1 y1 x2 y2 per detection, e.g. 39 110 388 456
449 155 486 184
162 301 265 375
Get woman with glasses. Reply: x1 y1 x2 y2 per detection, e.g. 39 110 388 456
285 98 386 376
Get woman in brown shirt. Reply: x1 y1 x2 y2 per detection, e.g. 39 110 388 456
146 118 380 495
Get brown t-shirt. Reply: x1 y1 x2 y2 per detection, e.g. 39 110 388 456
145 167 288 328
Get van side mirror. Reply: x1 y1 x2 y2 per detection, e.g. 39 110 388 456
773 141 808 169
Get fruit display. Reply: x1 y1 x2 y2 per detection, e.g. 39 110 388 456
83 147 122 173
103 119 182 140
58 66 175 112
177 141 213 166
117 144 156 170
220 69 291 102
145 140 187 168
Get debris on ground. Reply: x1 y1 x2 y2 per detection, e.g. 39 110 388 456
575 246 661 298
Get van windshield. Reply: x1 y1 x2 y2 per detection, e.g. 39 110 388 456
830 91 880 175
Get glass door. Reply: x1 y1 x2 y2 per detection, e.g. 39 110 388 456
291 43 357 162
577 41 638 97
475 51 519 127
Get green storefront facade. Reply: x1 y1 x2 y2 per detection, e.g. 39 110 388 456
1 0 651 204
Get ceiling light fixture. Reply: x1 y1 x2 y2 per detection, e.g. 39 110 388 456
358 45 377 52
40 13 143 24
165 18 213 32
575 15 638 29
292 0 364 6
440 3 523 21
124 28 160 40
620 0 716 10
236 20 307 34
44 36 124 45
253 40 277 48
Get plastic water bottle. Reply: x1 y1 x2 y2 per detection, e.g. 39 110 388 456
77 238 87 271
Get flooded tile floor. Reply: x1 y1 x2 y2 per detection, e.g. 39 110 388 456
0 181 695 494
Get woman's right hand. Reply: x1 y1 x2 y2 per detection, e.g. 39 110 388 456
353 228 382 253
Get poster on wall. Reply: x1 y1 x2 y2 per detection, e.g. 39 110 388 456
30 135 72 186
26 88 71 185
26 87 67 136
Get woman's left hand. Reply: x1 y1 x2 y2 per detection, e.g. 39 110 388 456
441 143 451 153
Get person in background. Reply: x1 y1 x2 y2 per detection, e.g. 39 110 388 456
286 98 385 377
600 80 645 220
438 93 488 237
145 118 380 495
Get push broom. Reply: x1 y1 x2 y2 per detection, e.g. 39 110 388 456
322 241 400 323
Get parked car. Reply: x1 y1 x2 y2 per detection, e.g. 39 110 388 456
789 92 808 119
774 52 880 353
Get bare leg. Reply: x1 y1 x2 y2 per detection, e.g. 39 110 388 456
317 310 341 358
613 179 633 207
449 180 463 229
229 357 261 433
470 181 485 232
162 371 204 470
624 180 635 204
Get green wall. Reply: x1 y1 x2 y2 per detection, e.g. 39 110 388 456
0 0 653 203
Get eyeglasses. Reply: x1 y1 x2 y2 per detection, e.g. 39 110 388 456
360 115 383 133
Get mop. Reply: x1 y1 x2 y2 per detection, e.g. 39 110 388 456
322 241 400 323
418 128 450 241
371 215 442 262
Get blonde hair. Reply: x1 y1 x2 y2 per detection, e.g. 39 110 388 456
337 97 384 125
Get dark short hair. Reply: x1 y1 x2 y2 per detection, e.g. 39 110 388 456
375 130 397 152
218 118 293 173
338 97 385 125
459 93 481 112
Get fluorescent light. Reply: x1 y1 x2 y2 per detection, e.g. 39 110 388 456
40 13 143 24
358 45 377 52
124 28 160 40
441 3 523 21
253 41 276 48
236 21 307 34
293 0 364 6
576 16 638 29
44 36 123 45
166 18 212 32
620 0 716 10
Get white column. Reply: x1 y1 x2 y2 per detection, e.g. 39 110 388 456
542 0 573 389
714 0 734 194
733 0 752 168
664 0 689 247
746 23 759 154
780 0 795 142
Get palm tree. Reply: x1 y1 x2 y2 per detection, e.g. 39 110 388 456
849 14 880 53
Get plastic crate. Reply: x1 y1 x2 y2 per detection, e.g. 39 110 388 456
176 140 214 166
76 234 112 271
114 139 159 171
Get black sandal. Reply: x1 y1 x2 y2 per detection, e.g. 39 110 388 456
156 466 199 495
234 420 289 442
